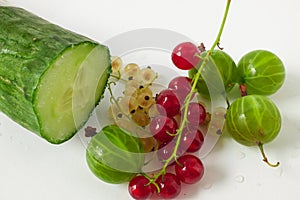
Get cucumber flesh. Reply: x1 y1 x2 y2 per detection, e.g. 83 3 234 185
34 43 110 143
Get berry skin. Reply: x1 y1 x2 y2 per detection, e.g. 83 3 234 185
156 89 181 118
157 141 176 163
157 141 185 164
156 173 181 199
175 154 204 184
172 42 200 70
149 115 178 144
184 102 206 128
180 129 204 153
168 76 193 102
128 175 155 199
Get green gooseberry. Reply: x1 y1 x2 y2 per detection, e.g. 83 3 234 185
86 125 145 184
188 49 238 98
237 50 285 96
225 95 281 167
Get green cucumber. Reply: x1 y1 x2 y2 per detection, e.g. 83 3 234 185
0 7 111 144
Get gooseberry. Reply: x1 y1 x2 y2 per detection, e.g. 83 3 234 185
237 50 285 96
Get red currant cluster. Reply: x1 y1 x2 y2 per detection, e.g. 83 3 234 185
151 76 206 160
128 75 207 199
129 154 204 199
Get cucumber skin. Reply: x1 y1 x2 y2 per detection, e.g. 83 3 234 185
0 6 111 143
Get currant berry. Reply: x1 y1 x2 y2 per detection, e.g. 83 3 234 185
157 141 176 163
171 42 200 70
156 173 181 199
124 63 140 79
131 108 151 127
157 141 185 164
184 102 206 128
168 76 193 102
111 56 123 72
137 67 157 85
175 154 204 184
180 129 204 153
128 175 155 199
136 87 155 109
139 136 157 153
156 89 180 118
149 115 178 144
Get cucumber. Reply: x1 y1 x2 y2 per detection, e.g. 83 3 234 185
0 7 111 144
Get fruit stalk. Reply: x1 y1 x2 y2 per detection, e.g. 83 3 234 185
154 0 232 179
258 142 280 167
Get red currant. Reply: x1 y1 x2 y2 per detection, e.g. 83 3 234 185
128 175 155 199
175 154 204 184
149 115 178 144
157 140 185 164
180 129 204 153
157 141 176 163
184 102 206 128
168 76 194 103
156 173 181 199
171 42 200 70
156 89 180 118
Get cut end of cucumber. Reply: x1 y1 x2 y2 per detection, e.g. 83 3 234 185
34 42 111 144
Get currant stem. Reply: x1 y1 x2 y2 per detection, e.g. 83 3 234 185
258 143 280 168
210 0 231 53
153 0 232 181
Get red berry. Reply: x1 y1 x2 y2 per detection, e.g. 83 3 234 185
156 89 180 117
168 76 194 102
175 155 204 184
184 102 206 128
171 42 200 70
128 175 155 199
149 115 178 144
157 141 185 164
180 129 204 153
157 141 175 162
156 173 181 199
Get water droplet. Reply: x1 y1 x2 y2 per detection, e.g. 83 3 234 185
237 151 246 160
202 182 213 190
234 175 245 183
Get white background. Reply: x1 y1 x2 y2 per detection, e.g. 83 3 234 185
1 0 300 199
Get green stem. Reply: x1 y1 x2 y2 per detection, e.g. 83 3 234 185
258 143 280 167
209 0 231 54
153 0 232 181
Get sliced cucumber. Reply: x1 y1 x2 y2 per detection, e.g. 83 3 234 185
0 7 111 144
35 44 110 143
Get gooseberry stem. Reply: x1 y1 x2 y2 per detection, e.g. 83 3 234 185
258 143 280 167
152 0 232 181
